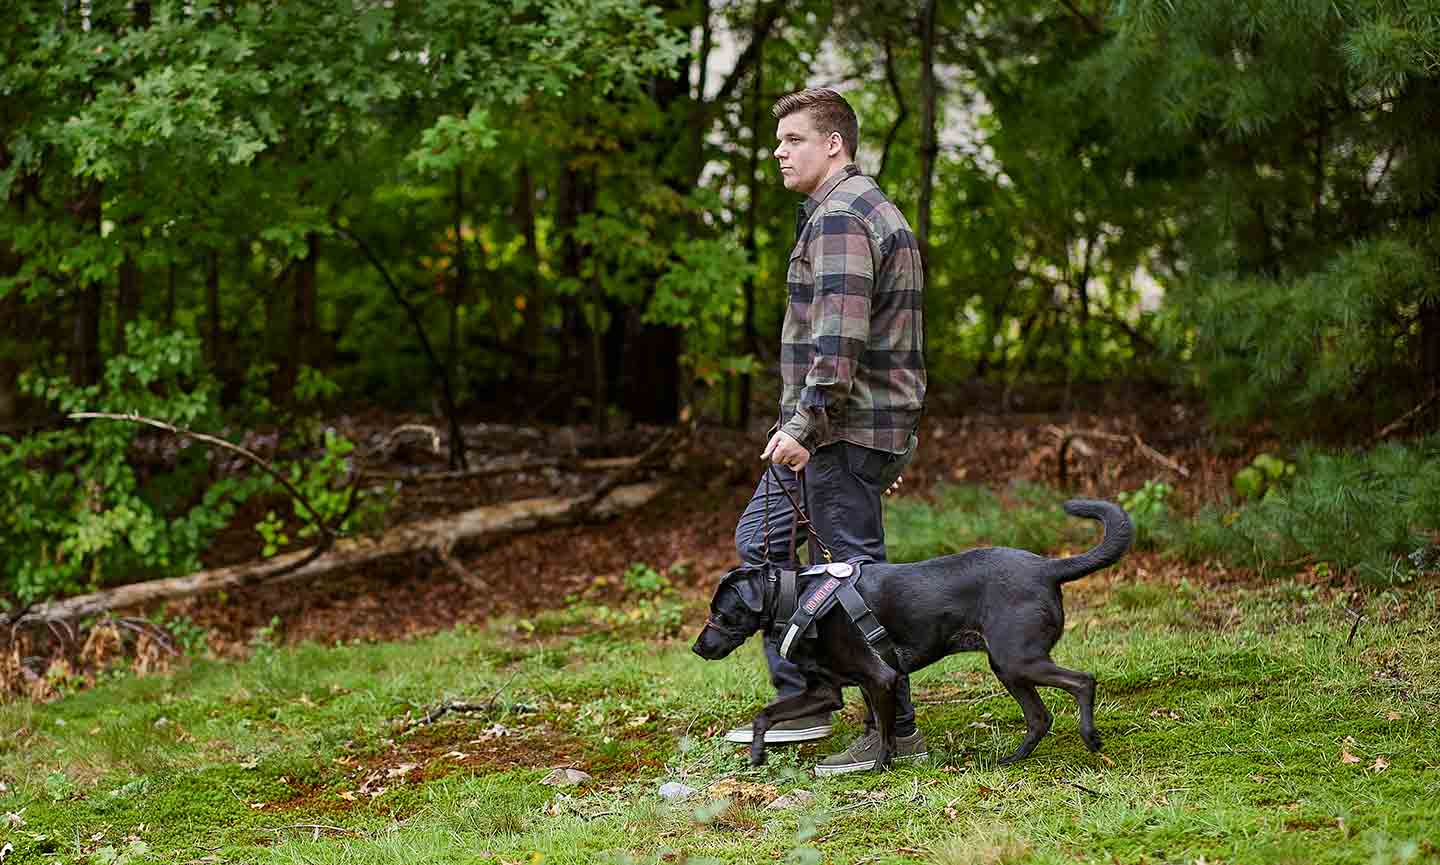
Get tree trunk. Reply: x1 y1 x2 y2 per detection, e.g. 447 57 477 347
739 39 764 430
1420 300 1440 385
12 481 668 627
517 159 545 398
116 254 141 348
450 167 468 455
165 258 176 328
70 182 104 386
205 249 222 372
917 0 939 268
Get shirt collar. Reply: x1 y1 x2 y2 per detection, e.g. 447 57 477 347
801 163 862 219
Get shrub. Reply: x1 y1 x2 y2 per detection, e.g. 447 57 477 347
1159 437 1440 583
0 321 266 606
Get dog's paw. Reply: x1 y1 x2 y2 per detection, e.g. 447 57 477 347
1082 730 1103 752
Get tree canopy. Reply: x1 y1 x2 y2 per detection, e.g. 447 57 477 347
5 0 1440 603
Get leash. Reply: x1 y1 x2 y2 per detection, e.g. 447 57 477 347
759 463 834 566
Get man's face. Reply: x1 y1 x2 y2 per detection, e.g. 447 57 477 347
774 111 841 197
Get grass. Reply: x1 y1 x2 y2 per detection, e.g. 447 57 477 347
3 488 1439 864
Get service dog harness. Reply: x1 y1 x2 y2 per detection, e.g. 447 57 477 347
757 466 901 672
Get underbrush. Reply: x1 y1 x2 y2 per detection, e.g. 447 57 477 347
1151 436 1440 584
888 433 1440 587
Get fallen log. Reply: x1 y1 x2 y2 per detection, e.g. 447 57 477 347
10 480 667 627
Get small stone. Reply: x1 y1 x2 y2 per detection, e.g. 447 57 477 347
539 768 591 787
658 782 698 802
766 789 815 810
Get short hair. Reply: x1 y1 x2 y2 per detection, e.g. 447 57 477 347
772 88 859 161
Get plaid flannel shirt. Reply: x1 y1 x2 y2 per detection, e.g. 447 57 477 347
778 164 926 455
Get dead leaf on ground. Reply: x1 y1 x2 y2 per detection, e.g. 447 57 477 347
1340 749 1362 765
707 779 778 807
1369 756 1390 773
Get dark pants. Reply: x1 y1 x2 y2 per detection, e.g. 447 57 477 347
734 439 917 737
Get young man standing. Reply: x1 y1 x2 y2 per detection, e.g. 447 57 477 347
725 88 927 775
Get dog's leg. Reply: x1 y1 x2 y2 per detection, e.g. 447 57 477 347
749 688 843 766
857 660 900 770
989 655 1053 765
1018 658 1101 752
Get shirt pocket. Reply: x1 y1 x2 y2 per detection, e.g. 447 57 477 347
786 249 811 300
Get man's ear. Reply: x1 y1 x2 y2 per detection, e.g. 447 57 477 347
827 131 844 158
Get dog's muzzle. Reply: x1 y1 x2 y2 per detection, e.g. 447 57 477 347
693 617 747 659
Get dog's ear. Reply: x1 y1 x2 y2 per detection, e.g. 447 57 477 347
731 578 764 614
719 566 765 614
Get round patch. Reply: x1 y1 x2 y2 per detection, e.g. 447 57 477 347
825 562 854 578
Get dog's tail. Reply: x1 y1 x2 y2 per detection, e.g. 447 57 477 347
1043 499 1134 585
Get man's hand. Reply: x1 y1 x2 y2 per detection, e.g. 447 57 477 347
762 430 810 472
885 475 904 496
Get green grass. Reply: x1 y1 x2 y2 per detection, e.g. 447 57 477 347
3 505 1439 863
884 481 1098 563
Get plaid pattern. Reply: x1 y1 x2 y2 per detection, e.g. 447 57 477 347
779 164 925 454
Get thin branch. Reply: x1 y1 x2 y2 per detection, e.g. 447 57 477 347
1049 424 1190 484
65 413 347 589
876 37 910 184
1057 0 1103 35
264 824 358 836
68 413 332 532
705 1 785 115
565 422 691 518
1372 388 1439 443
332 223 468 470
408 670 522 729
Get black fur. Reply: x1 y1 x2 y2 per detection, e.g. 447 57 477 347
692 499 1133 770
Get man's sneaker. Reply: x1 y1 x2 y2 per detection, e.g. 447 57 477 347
814 729 928 776
722 713 834 744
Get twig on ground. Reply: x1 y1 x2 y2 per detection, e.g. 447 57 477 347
1372 389 1440 443
370 424 441 462
110 617 179 655
265 824 358 838
361 455 639 483
435 550 486 591
916 691 1006 706
1345 596 1366 646
408 670 522 729
570 420 696 517
1049 424 1190 485
1062 779 1102 796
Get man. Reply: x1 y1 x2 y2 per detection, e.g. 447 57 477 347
725 88 927 775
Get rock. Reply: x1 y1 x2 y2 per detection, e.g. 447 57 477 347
766 789 815 811
539 768 591 787
658 782 698 802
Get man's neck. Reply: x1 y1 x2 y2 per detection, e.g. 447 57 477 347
806 161 852 199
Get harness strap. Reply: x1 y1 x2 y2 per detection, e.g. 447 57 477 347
769 567 798 643
834 582 901 672
775 564 903 673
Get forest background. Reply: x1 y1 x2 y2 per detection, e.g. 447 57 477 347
4 0 1440 613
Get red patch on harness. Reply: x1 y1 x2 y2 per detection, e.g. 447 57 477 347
802 578 841 614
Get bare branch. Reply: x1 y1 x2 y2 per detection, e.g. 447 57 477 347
68 412 334 533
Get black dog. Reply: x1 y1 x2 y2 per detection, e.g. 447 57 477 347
692 499 1132 771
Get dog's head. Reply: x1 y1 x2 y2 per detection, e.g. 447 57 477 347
691 565 767 660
